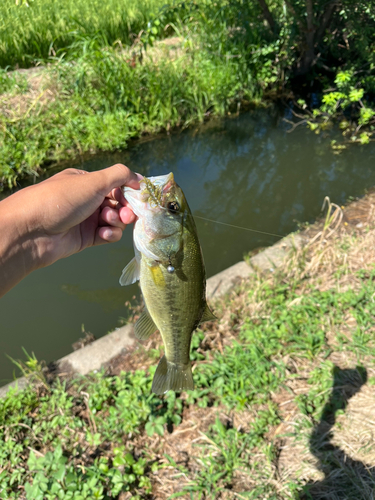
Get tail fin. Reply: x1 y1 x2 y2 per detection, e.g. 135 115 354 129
152 355 194 395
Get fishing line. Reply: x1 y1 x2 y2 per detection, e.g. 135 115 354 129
145 199 285 239
192 214 284 239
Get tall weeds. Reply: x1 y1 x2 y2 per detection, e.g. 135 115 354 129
0 0 279 188
0 35 257 188
1 0 168 68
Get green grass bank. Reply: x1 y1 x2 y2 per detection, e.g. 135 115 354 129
0 34 257 190
1 0 171 68
1 0 375 190
2 194 375 499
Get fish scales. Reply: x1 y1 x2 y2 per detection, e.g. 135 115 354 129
140 231 205 365
119 172 215 394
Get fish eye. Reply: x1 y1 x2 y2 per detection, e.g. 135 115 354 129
167 201 180 214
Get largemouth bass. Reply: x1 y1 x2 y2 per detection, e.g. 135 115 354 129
119 173 215 394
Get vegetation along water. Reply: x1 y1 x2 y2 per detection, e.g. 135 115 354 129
1 0 375 189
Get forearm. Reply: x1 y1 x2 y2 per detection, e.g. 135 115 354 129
0 195 39 298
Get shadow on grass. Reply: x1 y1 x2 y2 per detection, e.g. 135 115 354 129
301 366 375 500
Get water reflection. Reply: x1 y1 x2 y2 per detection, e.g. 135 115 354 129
2 109 375 382
61 285 129 313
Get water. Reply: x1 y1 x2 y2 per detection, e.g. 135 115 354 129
2 108 375 383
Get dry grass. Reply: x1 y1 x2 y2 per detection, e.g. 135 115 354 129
286 191 375 292
192 192 375 498
0 68 58 120
269 192 375 499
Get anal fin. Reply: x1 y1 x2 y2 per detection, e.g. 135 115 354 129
200 303 216 323
134 310 157 341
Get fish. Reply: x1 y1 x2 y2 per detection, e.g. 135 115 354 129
119 172 215 395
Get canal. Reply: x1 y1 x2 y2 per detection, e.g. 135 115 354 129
1 108 375 383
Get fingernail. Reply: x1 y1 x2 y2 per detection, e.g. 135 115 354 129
109 211 118 222
104 228 113 239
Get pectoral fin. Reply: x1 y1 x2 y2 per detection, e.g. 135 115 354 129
200 303 216 323
119 257 140 286
134 310 158 340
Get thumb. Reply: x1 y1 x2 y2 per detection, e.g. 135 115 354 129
94 164 142 196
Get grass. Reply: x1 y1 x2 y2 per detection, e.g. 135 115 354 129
2 193 375 498
1 0 375 190
0 0 267 70
0 0 174 68
0 32 259 190
0 0 278 190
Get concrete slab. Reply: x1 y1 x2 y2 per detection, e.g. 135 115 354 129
0 324 136 399
250 234 307 272
206 261 255 299
56 324 135 377
206 234 307 300
0 377 29 399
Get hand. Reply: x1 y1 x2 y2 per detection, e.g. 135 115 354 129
0 164 141 297
24 164 141 264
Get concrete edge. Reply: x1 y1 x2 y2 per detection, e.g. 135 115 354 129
0 232 308 398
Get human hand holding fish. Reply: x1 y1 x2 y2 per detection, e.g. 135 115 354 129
120 172 216 395
0 164 141 298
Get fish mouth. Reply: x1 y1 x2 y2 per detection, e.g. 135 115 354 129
123 172 177 216
140 173 175 208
